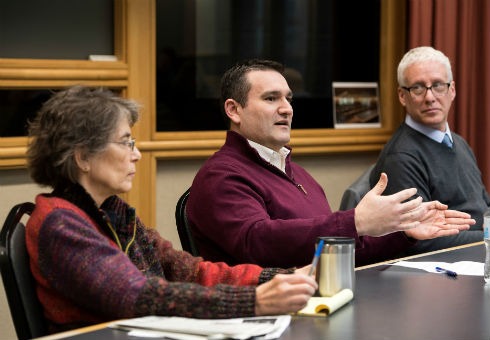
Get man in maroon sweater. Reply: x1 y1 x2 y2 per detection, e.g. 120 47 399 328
187 59 475 268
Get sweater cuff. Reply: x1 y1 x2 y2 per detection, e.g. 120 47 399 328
258 267 295 284
215 284 256 317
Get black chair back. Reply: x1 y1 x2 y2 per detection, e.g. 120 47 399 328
175 188 199 256
0 202 47 340
339 164 375 210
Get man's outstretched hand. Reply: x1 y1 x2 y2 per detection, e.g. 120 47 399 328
404 201 475 240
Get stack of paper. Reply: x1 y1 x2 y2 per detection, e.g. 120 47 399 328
110 314 291 340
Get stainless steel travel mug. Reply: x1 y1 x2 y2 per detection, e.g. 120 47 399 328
315 236 355 297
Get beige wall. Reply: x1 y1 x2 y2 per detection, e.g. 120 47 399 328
0 153 377 339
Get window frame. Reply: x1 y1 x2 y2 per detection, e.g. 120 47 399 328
0 0 406 225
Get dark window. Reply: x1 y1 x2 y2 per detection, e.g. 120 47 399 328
0 0 113 59
156 0 380 132
0 90 53 137
0 88 123 138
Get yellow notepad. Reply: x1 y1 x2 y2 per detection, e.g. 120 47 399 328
296 288 353 316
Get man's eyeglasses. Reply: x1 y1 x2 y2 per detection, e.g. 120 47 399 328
401 82 450 98
110 138 136 151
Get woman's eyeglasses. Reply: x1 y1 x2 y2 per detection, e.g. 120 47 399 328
110 138 136 151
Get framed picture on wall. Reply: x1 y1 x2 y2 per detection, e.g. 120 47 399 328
332 82 380 129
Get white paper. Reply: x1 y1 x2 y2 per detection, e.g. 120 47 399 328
127 329 207 339
110 315 291 340
88 54 117 61
390 260 484 276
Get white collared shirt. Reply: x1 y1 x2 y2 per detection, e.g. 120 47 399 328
247 140 290 173
405 115 453 144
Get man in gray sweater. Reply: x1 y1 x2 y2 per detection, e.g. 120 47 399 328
370 46 488 255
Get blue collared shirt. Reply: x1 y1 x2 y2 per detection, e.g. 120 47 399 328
405 115 453 144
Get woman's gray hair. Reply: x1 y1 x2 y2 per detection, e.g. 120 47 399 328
27 85 140 188
397 46 453 86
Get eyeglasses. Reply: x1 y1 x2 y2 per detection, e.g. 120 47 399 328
110 138 136 151
401 82 451 98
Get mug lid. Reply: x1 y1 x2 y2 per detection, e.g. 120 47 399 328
317 236 355 244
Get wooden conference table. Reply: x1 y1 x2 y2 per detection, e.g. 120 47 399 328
36 242 489 340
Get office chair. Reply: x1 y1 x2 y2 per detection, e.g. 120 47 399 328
0 202 48 340
175 188 200 256
339 164 375 211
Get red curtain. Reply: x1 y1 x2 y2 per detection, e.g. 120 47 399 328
407 0 490 187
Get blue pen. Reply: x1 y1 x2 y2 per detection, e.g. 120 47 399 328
435 266 458 277
308 239 325 276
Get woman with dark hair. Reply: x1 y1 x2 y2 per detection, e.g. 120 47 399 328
26 85 317 334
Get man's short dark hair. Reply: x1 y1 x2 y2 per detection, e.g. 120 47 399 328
220 59 284 125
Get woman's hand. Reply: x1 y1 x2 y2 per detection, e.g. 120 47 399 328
254 273 317 315
295 265 313 277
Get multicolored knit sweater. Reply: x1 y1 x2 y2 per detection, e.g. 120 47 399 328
26 183 287 334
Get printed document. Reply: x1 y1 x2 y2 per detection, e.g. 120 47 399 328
109 314 291 340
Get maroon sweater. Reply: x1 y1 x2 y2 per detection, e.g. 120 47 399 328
26 185 284 334
187 131 414 268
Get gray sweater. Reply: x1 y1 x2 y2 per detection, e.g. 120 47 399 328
370 123 488 253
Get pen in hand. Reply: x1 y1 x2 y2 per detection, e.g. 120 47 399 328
308 239 325 276
435 266 458 277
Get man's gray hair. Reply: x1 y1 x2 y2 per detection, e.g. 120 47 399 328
397 46 453 86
